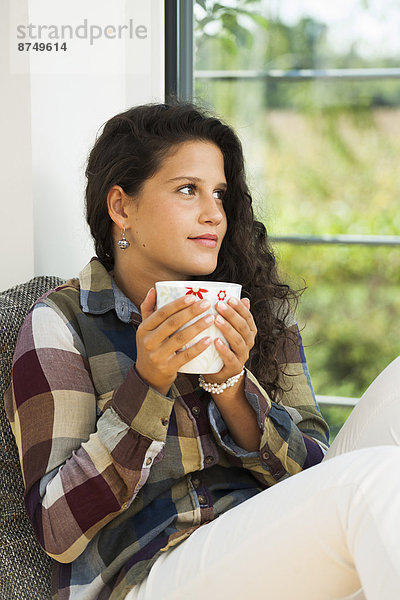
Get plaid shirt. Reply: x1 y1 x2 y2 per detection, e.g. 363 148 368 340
5 258 329 599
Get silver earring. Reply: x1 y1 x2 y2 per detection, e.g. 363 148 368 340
117 226 130 250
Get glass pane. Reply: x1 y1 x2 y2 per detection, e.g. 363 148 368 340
194 1 400 431
320 405 354 443
195 81 400 237
195 0 400 71
275 243 400 398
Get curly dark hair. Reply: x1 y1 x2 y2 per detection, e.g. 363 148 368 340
85 100 301 401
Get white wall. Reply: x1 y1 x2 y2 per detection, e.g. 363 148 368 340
0 0 34 289
1 0 164 290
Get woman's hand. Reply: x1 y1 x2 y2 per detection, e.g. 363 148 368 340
203 297 257 386
135 289 214 396
202 297 260 452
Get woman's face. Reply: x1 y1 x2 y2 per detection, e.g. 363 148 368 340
124 140 228 281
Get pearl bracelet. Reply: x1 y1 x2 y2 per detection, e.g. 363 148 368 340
198 367 245 395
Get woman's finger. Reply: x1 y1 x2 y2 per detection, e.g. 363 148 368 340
160 312 214 356
170 334 213 371
140 294 196 331
215 300 256 349
139 299 212 352
215 313 247 356
139 287 157 321
140 294 206 335
227 297 257 335
201 337 242 386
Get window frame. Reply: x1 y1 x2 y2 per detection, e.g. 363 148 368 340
165 0 194 102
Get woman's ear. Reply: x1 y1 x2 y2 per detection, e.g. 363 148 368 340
107 185 131 229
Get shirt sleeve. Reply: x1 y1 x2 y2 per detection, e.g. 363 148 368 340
4 299 174 564
208 317 329 488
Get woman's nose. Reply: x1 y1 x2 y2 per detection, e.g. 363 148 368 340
199 194 224 224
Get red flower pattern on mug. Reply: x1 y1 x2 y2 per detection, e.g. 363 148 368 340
185 287 209 299
217 290 227 301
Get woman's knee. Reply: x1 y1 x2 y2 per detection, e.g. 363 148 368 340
325 362 400 458
331 445 400 493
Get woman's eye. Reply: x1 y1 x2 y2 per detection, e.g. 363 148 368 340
179 184 195 195
178 184 225 200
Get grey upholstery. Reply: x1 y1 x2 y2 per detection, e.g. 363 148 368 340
0 276 65 599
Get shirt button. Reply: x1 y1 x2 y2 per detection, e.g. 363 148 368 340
204 455 214 465
262 450 270 461
161 417 169 426
198 494 207 505
192 477 201 488
121 502 129 510
191 406 201 417
145 457 152 466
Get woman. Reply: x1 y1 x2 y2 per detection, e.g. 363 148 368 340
5 101 400 600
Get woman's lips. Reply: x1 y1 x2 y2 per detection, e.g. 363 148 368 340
189 238 217 248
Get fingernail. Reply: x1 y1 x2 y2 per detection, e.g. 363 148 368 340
205 315 214 323
184 295 196 304
200 300 210 308
147 287 154 297
228 297 238 306
216 315 224 325
218 302 227 310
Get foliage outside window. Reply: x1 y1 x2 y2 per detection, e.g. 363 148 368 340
194 0 400 441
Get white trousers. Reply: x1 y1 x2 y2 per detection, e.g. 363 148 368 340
127 357 400 600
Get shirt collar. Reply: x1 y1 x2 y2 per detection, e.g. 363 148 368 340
79 257 141 324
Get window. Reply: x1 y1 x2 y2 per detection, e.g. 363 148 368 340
166 0 400 439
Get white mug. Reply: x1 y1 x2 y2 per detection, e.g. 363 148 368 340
155 280 242 374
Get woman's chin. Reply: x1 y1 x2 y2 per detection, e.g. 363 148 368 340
190 264 217 277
